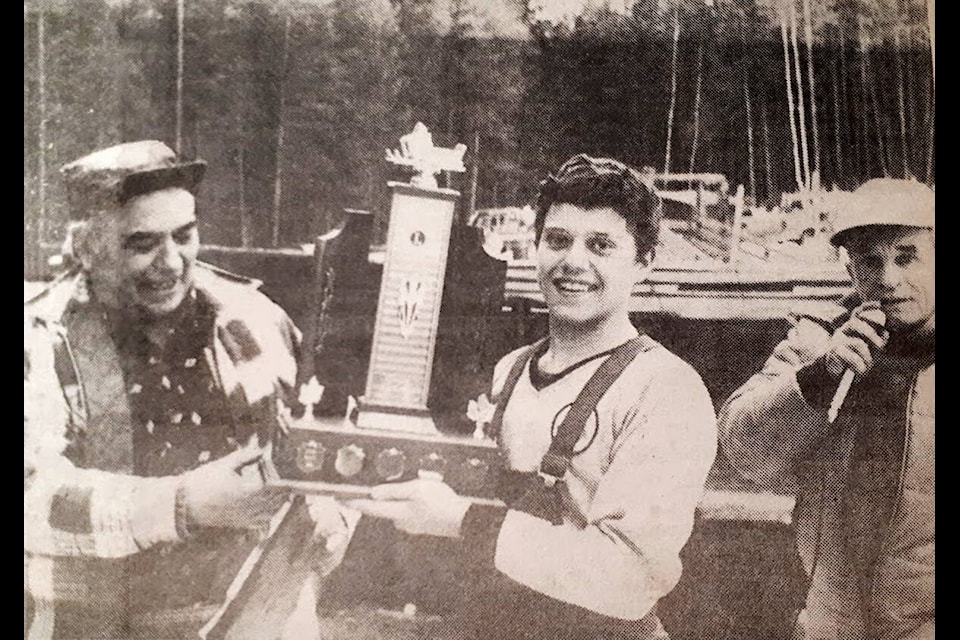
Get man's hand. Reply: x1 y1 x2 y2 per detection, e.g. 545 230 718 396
824 303 888 378
179 437 288 531
345 479 471 538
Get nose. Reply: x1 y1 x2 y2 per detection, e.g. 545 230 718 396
153 237 184 275
560 238 591 271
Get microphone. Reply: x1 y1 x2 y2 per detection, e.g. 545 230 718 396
826 306 886 424
827 370 855 423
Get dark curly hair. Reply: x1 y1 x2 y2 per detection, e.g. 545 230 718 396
534 154 662 262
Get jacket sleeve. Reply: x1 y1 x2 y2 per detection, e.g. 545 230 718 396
24 324 183 559
897 620 934 640
461 357 717 622
717 315 841 487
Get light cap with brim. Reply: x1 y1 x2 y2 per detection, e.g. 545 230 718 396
830 178 934 247
60 140 206 221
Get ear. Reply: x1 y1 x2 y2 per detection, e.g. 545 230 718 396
70 219 112 272
69 222 95 271
634 249 655 283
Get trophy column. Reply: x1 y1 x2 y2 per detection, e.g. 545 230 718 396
267 123 500 501
357 183 458 434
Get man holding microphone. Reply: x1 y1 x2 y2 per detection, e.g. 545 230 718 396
719 178 934 640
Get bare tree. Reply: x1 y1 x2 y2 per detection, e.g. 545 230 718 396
664 2 680 173
801 0 820 181
175 0 184 154
830 47 843 184
37 6 47 234
781 14 804 191
688 43 704 178
927 0 935 83
744 61 756 201
271 12 292 248
925 0 935 183
893 21 909 177
761 96 773 200
790 1 811 190
858 16 889 177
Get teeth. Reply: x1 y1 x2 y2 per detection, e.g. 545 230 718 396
556 280 592 292
144 281 176 291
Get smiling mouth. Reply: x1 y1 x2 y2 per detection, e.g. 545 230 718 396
553 278 598 293
139 279 179 295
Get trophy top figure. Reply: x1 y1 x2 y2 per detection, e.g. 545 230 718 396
385 122 467 189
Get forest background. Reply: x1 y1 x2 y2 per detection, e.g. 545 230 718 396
23 0 935 266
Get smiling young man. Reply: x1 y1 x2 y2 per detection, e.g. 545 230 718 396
348 154 718 639
23 141 339 639
719 178 935 640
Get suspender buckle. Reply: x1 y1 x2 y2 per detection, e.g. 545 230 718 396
536 472 558 487
539 452 568 481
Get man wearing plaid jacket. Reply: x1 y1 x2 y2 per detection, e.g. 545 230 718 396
24 141 321 639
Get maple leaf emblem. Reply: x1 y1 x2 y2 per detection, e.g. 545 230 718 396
466 393 496 440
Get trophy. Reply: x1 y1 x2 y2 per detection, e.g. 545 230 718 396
266 124 504 503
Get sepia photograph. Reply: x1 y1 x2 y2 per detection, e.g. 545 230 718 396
24 1 934 638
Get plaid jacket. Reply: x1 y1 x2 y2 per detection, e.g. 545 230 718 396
24 265 300 634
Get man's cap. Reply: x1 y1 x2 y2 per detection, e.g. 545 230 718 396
60 140 206 220
830 178 935 247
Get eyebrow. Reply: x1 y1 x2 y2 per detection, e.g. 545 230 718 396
121 221 197 247
543 227 620 238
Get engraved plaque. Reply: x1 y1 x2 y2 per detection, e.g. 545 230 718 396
357 183 458 432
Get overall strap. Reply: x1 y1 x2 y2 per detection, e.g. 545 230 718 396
540 336 648 479
488 338 547 442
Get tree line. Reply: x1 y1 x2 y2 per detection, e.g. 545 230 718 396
24 0 934 264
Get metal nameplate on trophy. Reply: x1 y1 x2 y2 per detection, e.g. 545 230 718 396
266 124 504 503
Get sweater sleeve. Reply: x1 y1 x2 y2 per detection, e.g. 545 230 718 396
24 323 182 559
718 316 842 487
461 359 717 622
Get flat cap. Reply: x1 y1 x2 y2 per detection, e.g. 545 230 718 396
60 140 206 220
830 178 935 247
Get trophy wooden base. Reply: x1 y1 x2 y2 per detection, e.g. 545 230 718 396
267 415 504 503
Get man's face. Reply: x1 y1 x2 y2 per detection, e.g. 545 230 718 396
536 203 647 329
89 188 199 318
846 227 935 332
